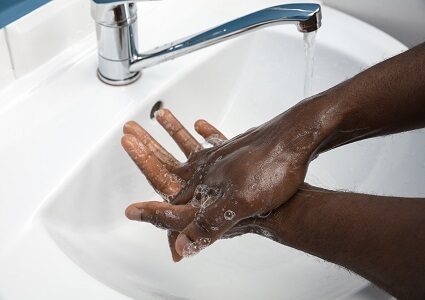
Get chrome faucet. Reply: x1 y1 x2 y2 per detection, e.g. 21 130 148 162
91 1 321 86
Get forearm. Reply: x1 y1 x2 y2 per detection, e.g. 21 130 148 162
283 42 425 156
260 187 425 299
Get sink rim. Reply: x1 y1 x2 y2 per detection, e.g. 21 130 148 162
39 20 410 300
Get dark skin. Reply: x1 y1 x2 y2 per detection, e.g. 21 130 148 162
122 42 425 299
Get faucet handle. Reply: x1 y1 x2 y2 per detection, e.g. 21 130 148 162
91 0 151 84
91 0 160 27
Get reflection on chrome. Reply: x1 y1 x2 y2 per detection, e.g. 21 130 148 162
91 1 321 86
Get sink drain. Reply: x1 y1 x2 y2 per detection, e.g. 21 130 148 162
150 101 164 119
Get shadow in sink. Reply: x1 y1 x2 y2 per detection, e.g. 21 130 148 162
40 28 425 300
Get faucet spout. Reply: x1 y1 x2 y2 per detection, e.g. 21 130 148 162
130 4 321 72
91 2 321 86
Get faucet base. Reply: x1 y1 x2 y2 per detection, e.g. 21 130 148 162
97 70 141 86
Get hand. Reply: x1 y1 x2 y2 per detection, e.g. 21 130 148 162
123 179 327 255
122 106 328 259
122 183 296 252
122 109 227 261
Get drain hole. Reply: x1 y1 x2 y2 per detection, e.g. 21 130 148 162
150 101 164 119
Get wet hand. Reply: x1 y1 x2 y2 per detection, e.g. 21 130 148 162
122 109 227 261
122 107 321 260
123 193 285 257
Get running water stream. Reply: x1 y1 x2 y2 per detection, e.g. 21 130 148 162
303 31 317 99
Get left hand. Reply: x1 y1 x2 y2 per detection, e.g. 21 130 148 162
122 109 227 261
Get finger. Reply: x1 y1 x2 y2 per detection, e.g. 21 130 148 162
194 119 227 146
170 167 212 205
170 180 199 205
123 121 180 171
156 109 202 157
122 134 182 198
168 231 183 262
222 227 252 239
125 201 195 231
175 198 243 257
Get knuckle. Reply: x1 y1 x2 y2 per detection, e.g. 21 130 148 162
151 211 160 224
148 210 165 229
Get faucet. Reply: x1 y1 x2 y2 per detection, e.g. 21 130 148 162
91 1 321 86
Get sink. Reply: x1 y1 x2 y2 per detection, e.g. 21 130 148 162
37 7 423 300
0 2 421 300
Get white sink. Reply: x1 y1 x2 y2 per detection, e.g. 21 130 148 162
0 2 421 300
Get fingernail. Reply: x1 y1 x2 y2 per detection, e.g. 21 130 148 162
121 135 137 151
123 121 134 133
125 206 142 221
194 121 201 131
172 254 183 263
155 108 165 119
175 234 193 257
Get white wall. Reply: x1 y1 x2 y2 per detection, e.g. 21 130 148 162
323 0 425 48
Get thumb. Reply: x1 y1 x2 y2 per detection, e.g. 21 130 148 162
175 199 240 257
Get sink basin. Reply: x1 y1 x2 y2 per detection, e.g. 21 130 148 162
37 7 423 300
0 2 421 300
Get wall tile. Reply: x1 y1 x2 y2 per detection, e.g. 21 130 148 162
5 0 94 78
0 28 14 90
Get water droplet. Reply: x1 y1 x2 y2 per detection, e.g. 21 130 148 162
182 242 199 257
164 210 179 219
190 184 221 209
181 237 211 257
224 210 236 221
198 237 211 249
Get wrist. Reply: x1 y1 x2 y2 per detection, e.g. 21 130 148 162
260 185 329 246
306 88 350 155
275 88 349 159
